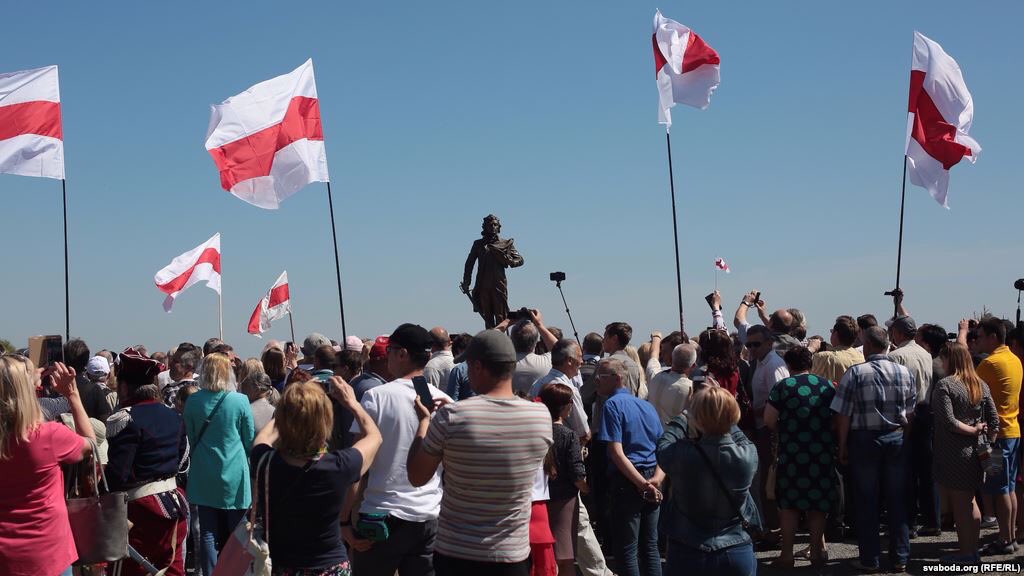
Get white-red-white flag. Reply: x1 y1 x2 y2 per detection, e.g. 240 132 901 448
248 271 291 337
714 257 730 274
905 31 980 208
0 65 64 179
653 11 720 129
154 233 221 312
205 59 329 209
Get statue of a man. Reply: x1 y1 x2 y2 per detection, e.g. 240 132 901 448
461 215 525 328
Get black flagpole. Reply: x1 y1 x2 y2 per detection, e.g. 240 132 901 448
665 132 685 334
892 156 909 320
326 182 348 340
62 178 70 341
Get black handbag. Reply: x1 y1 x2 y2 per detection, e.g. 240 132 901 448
66 439 129 564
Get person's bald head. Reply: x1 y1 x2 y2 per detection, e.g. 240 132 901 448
769 309 794 335
429 327 451 352
671 343 697 373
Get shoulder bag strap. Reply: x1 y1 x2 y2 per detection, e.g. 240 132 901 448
692 440 749 528
195 392 229 447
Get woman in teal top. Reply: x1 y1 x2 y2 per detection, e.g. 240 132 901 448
183 353 255 576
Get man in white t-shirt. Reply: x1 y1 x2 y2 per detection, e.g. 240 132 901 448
343 323 453 576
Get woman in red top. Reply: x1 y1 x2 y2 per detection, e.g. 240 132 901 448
0 355 95 576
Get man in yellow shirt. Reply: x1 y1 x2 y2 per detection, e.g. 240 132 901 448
976 318 1024 555
811 315 865 384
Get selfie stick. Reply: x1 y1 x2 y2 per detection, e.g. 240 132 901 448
553 277 581 347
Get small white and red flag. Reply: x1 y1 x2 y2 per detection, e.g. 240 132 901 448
905 31 980 208
653 11 720 129
248 271 291 337
154 233 221 312
714 257 730 274
205 59 329 209
0 65 64 179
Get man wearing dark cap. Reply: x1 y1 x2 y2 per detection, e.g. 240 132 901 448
344 324 453 576
887 315 939 538
407 330 552 575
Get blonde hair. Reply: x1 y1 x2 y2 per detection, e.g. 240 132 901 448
0 356 44 459
239 357 266 383
199 353 233 392
625 345 646 385
275 381 333 457
689 386 740 436
942 342 983 405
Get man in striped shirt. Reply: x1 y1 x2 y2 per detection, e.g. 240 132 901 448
407 329 553 576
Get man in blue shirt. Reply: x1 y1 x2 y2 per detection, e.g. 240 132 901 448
596 358 665 576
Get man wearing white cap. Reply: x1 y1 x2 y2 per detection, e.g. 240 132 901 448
81 355 116 421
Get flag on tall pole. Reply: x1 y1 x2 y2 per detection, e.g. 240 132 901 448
1 65 70 340
205 59 329 209
714 257 730 274
0 65 64 179
653 10 721 129
248 271 292 337
154 233 222 313
905 31 980 208
651 11 720 334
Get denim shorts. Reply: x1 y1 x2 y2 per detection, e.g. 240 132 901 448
983 438 1021 495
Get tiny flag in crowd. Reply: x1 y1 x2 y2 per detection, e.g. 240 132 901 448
248 271 291 337
905 31 980 208
714 257 730 274
154 233 222 312
653 10 720 129
0 65 64 179
205 59 329 210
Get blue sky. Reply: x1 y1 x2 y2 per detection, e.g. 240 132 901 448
2 2 1021 358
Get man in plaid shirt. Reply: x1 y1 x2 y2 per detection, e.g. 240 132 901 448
831 325 917 572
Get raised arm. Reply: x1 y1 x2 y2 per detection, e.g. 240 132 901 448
328 376 381 476
529 309 558 351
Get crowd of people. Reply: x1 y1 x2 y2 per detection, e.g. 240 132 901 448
1 287 1022 576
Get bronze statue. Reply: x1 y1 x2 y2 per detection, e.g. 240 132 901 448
461 215 525 328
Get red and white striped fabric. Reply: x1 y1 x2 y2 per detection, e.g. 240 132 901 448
154 233 221 312
205 59 329 209
653 11 720 129
0 65 64 179
714 257 730 274
905 31 980 208
248 271 291 337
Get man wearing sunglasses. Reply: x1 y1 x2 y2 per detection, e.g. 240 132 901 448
746 324 789 541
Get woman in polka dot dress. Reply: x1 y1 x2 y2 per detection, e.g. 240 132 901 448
764 346 837 568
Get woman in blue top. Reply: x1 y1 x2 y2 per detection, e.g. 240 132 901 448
183 353 255 576
657 385 760 576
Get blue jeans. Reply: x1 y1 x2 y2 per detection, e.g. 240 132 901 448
848 429 910 568
665 540 756 576
609 470 661 576
198 505 248 576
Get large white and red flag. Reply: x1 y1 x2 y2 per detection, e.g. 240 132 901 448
653 11 720 129
205 59 329 209
905 31 980 208
154 233 222 312
0 65 64 179
248 271 291 337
